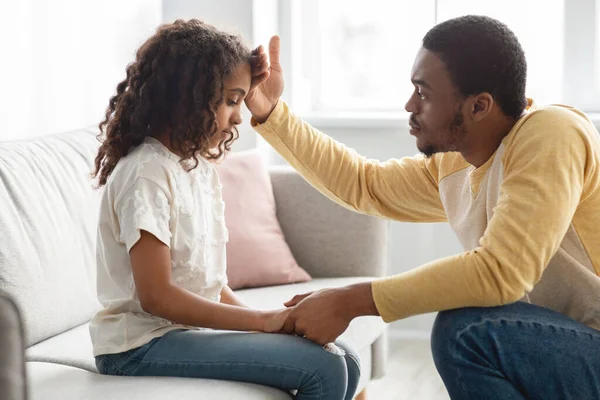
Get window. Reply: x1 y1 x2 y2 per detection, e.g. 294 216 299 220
280 0 600 115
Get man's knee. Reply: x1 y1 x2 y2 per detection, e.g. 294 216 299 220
431 304 525 369
430 307 491 368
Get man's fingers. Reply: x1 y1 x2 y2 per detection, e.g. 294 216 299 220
250 53 269 75
283 298 297 307
268 35 281 71
284 292 311 307
251 62 268 77
259 69 271 83
282 315 295 334
249 70 270 91
251 44 265 56
305 332 333 346
317 336 331 346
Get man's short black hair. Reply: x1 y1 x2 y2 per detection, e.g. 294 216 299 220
422 15 528 119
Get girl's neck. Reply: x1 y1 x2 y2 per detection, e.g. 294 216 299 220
154 133 183 157
152 133 219 164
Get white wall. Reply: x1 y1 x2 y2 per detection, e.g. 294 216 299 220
162 0 262 152
163 0 254 37
0 0 162 140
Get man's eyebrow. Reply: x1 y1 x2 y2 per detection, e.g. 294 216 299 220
411 79 433 91
228 88 247 96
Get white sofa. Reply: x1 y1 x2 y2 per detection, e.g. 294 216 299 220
0 128 389 399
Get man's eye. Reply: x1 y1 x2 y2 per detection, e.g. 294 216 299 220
417 89 427 100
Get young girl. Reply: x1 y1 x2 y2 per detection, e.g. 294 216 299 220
89 19 360 400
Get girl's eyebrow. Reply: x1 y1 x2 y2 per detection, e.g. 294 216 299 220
228 88 246 96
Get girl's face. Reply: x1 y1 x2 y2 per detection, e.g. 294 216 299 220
211 62 252 149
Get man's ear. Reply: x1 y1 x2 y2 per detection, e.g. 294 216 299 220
469 93 494 121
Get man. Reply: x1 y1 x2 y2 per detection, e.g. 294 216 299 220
246 15 600 399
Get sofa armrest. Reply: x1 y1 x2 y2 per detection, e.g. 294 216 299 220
0 289 27 400
270 167 389 279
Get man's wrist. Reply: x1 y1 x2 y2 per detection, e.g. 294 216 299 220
252 101 278 124
337 282 379 320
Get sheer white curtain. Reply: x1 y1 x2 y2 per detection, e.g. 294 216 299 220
0 0 162 140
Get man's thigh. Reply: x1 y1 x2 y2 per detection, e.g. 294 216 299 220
432 302 600 400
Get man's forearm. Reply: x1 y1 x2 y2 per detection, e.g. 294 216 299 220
252 101 379 215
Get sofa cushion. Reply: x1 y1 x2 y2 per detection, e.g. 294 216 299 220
26 277 386 374
28 343 373 400
26 323 95 372
0 128 102 346
269 168 389 279
27 362 292 400
217 150 311 289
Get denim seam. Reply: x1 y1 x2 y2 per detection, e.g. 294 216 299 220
133 359 323 397
344 353 361 372
450 326 473 400
102 355 133 377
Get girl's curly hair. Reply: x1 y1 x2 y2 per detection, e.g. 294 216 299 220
93 19 251 187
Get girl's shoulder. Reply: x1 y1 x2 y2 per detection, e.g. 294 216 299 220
107 138 219 202
106 139 181 199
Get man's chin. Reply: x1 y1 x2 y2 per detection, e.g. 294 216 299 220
417 142 437 158
417 141 456 158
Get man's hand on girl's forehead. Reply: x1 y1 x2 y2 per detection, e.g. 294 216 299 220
249 45 270 91
250 45 269 76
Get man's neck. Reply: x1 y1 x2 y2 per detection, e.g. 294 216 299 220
460 115 518 168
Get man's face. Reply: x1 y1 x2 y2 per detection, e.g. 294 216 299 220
405 47 468 157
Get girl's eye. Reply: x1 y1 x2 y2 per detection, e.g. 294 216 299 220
227 99 240 106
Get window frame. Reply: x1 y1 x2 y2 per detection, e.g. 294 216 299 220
272 0 600 127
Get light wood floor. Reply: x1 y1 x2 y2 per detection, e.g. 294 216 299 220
367 339 450 400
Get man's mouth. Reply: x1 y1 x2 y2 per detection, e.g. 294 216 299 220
409 116 421 130
409 118 421 136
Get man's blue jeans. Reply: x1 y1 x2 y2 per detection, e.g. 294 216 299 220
96 329 360 400
432 301 600 400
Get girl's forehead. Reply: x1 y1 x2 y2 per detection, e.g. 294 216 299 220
225 62 251 88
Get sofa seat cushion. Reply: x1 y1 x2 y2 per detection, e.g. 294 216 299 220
27 362 292 400
26 324 95 372
28 345 372 400
26 277 387 374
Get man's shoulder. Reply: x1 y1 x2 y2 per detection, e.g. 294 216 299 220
518 104 593 135
506 104 597 149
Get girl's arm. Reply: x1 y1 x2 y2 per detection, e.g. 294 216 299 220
130 230 287 332
220 285 249 308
